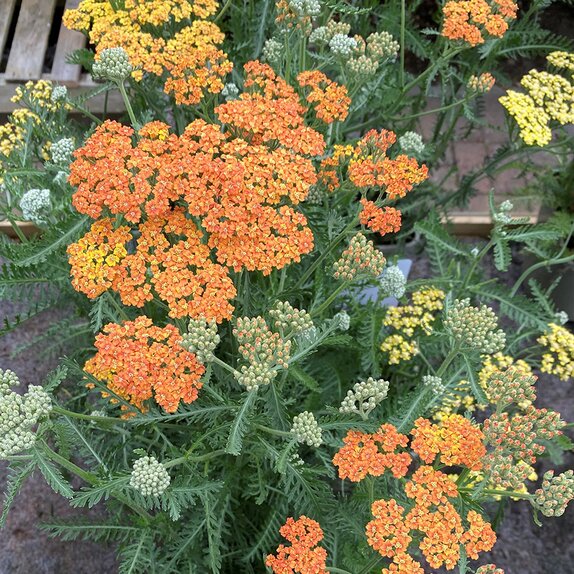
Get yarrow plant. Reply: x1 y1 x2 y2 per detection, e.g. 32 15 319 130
0 1 573 573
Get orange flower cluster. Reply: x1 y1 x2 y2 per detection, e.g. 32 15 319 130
367 466 496 570
332 423 410 482
297 70 351 123
266 516 328 574
215 61 327 156
317 129 428 199
442 0 518 46
359 199 402 238
64 0 231 105
68 84 326 313
85 316 205 413
411 414 486 471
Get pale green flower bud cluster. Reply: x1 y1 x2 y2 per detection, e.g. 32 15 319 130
0 369 19 394
347 30 399 77
339 377 389 419
233 316 291 391
50 85 68 103
130 455 171 497
289 452 305 467
263 39 283 66
379 265 406 299
19 188 51 225
483 451 533 491
398 131 425 157
347 54 380 77
50 137 75 164
304 185 327 204
180 318 220 364
288 0 321 18
534 470 574 517
236 362 278 391
291 411 323 447
310 20 351 45
221 83 239 99
493 200 514 224
367 31 400 61
90 409 106 418
93 47 133 82
329 34 357 58
0 370 52 458
333 233 386 281
334 310 350 331
444 298 506 354
555 310 569 325
269 301 313 334
422 374 445 394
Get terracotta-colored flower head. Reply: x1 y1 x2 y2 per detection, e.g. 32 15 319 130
85 316 205 413
266 516 328 574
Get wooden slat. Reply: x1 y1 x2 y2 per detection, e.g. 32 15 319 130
446 213 539 237
0 0 17 57
0 220 39 239
0 75 125 113
5 0 58 81
50 0 86 85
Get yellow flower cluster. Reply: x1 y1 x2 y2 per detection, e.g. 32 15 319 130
0 109 40 158
380 334 419 364
547 51 574 74
380 288 445 364
11 80 61 112
64 0 231 104
538 323 574 381
500 51 574 146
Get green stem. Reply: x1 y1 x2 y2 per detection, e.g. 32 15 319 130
459 487 533 501
460 239 494 291
72 103 102 125
42 442 97 484
311 281 350 317
436 347 460 378
254 423 293 438
164 449 228 469
214 0 233 22
511 253 574 297
3 213 28 242
53 405 123 425
211 355 237 376
399 0 406 88
387 97 472 122
117 82 138 128
293 216 359 291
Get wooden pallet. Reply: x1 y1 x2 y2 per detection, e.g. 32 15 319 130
0 0 123 113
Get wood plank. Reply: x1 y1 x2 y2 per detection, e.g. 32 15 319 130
446 213 539 237
0 220 39 239
50 0 86 85
0 75 125 113
0 0 17 57
5 0 58 81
